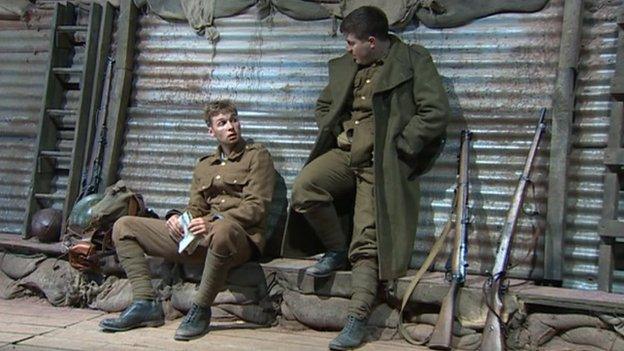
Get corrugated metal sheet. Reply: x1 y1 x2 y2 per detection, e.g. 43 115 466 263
119 0 621 291
122 2 560 275
0 10 52 235
565 0 622 291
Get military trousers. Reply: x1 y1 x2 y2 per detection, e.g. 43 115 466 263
291 148 379 318
112 216 253 307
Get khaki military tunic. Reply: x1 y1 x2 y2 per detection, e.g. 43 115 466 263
112 139 275 304
293 58 385 259
185 139 276 254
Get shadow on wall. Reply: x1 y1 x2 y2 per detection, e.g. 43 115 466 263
410 76 480 273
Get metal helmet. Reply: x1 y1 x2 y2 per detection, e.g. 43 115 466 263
67 193 104 229
31 208 63 243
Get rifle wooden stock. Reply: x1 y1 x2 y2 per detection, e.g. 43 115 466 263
428 279 459 349
481 278 504 351
480 109 547 350
428 130 472 350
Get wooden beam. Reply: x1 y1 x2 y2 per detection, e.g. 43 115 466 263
100 0 138 188
82 1 115 195
516 285 624 314
611 25 624 100
544 0 583 283
598 219 624 238
0 234 66 256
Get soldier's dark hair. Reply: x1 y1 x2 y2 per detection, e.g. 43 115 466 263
339 6 389 41
203 100 238 125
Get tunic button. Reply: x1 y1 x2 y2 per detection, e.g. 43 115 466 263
360 96 366 100
220 161 226 166
215 175 221 180
355 120 360 125
366 79 371 84
233 179 237 183
221 199 225 203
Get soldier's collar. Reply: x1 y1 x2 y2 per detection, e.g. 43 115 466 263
215 138 247 163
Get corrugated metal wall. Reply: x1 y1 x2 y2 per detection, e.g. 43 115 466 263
567 0 622 291
0 10 51 234
53 0 619 292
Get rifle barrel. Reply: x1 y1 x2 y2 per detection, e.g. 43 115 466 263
480 110 547 350
428 130 472 350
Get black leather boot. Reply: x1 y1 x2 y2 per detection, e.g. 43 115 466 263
99 299 164 332
304 250 348 277
329 315 368 350
174 303 212 341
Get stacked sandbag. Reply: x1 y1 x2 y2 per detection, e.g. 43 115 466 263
507 313 624 351
0 253 81 306
171 261 277 325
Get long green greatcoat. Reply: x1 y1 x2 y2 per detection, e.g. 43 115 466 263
282 36 450 280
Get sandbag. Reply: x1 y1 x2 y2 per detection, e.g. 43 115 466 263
560 327 624 351
333 0 413 26
0 268 27 299
0 252 46 280
89 276 133 312
0 0 31 20
18 259 79 306
507 313 612 349
219 303 276 325
402 323 481 350
414 0 549 29
171 282 261 310
271 0 331 20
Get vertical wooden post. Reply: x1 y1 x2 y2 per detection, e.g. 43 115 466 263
544 0 583 283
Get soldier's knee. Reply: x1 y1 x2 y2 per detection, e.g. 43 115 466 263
209 220 239 256
112 216 135 243
291 173 314 211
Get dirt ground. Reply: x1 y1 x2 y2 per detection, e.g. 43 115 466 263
0 297 424 350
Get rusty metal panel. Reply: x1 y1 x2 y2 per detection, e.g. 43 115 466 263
0 10 51 235
121 1 564 284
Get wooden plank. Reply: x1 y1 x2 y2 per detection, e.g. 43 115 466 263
598 239 615 292
101 0 138 188
604 148 624 168
0 321 56 335
82 1 115 195
544 0 584 283
597 219 624 238
0 233 66 256
62 2 102 228
516 285 624 314
22 2 74 237
0 332 33 344
598 171 621 291
611 26 624 100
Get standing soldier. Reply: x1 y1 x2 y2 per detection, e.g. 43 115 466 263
285 6 450 350
99 100 276 341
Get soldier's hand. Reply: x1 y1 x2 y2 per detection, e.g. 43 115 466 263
166 214 183 238
188 217 211 236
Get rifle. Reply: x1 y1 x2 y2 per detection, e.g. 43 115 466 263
480 109 547 350
428 130 472 350
79 56 114 199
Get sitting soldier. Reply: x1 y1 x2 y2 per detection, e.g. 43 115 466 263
99 100 276 341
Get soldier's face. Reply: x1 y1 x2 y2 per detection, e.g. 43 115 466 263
345 33 375 65
208 113 241 148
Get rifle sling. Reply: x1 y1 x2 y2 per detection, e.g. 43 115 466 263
399 218 454 345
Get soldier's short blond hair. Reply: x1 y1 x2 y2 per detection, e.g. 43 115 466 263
203 100 238 126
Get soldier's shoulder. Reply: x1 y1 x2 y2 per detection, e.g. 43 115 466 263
245 142 270 154
407 43 432 58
